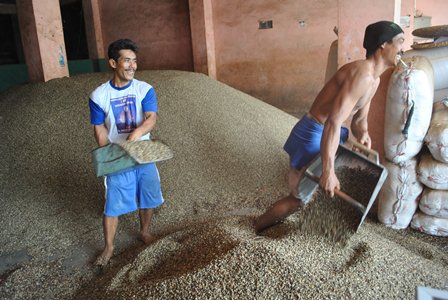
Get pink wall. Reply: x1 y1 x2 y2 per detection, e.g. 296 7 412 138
188 0 209 74
82 0 104 59
401 0 415 52
99 0 193 71
211 0 338 115
416 0 448 26
91 0 403 118
337 0 395 66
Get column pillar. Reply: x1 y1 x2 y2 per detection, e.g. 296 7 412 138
188 0 216 78
82 0 105 60
16 0 69 82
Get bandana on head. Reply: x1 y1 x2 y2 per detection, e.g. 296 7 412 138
363 21 404 57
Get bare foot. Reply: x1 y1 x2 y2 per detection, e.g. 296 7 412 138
94 248 113 266
140 232 156 245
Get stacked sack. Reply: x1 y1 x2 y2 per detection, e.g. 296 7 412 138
378 56 433 231
413 98 448 236
405 46 448 103
403 39 448 236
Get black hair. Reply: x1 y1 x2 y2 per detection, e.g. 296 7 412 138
366 39 394 58
107 39 138 62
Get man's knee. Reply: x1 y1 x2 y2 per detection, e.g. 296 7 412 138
276 195 303 215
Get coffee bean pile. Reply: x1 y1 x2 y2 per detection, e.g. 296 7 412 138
1 71 446 300
295 166 380 245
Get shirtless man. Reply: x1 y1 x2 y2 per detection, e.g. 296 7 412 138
254 21 405 233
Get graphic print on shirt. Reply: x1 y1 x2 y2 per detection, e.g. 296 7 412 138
110 95 137 134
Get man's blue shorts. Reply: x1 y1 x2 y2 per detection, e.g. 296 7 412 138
284 114 349 169
104 163 164 217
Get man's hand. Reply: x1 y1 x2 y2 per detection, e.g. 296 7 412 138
319 171 340 198
358 132 372 149
127 128 143 141
127 111 157 142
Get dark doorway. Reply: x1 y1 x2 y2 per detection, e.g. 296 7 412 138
60 0 88 60
0 13 23 65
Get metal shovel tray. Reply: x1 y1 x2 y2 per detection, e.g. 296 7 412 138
299 140 388 231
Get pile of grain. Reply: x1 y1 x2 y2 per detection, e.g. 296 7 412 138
295 166 379 245
0 71 447 299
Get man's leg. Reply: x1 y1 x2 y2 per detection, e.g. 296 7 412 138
254 194 304 234
96 215 118 266
139 208 156 245
254 167 306 234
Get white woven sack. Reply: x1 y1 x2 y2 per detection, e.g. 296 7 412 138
411 211 448 237
425 100 448 162
405 47 448 60
378 159 423 229
431 57 448 90
404 47 448 91
419 188 448 218
418 152 448 190
384 56 434 164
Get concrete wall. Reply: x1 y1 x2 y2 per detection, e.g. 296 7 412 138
337 0 395 66
416 0 448 26
401 0 415 51
16 0 69 82
211 0 338 115
10 0 446 110
99 0 193 71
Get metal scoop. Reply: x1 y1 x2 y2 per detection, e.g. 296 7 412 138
300 140 388 231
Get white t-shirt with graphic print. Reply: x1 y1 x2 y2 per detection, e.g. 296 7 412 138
89 79 158 143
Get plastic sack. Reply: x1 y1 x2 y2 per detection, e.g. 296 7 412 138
411 211 448 237
384 56 434 164
91 140 173 177
378 159 423 229
404 47 448 91
417 151 448 190
425 99 448 163
419 188 448 219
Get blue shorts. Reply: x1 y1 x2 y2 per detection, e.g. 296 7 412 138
284 114 348 169
104 163 164 217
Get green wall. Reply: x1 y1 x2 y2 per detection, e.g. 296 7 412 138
0 59 107 93
0 64 28 93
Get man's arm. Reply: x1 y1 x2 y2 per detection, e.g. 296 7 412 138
320 72 374 197
94 124 109 147
350 100 372 149
127 111 157 141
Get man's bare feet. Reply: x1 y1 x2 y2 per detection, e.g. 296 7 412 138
140 232 156 245
94 247 113 266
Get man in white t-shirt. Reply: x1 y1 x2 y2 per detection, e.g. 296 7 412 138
89 39 164 266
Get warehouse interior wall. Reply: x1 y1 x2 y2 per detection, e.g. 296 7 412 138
1 0 447 117
99 0 194 72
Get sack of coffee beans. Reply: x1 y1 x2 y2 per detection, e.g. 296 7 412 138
411 211 448 237
378 159 423 229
